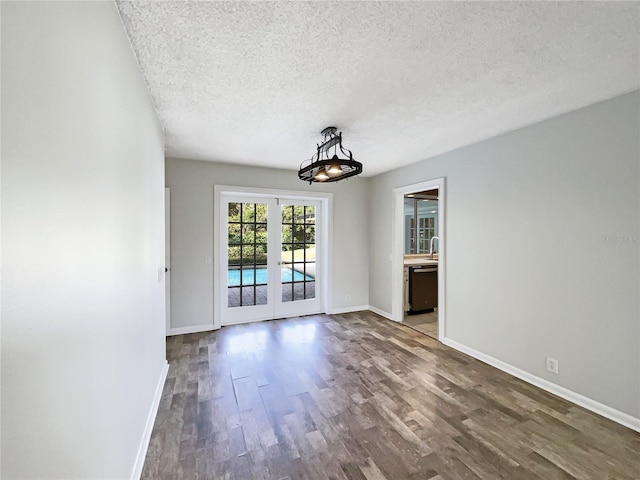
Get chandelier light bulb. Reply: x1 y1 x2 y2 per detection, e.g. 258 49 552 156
314 167 329 181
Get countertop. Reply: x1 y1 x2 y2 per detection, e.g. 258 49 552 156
404 256 438 266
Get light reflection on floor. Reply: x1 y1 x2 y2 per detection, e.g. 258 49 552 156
280 323 316 345
222 320 319 355
225 329 269 354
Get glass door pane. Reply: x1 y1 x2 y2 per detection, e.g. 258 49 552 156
404 197 416 254
416 198 438 253
281 204 316 303
227 201 269 308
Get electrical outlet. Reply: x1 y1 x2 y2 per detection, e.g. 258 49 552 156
345 294 351 301
546 357 559 374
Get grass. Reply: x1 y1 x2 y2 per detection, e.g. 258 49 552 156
229 247 315 266
282 246 315 262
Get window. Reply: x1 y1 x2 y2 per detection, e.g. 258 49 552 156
404 192 438 254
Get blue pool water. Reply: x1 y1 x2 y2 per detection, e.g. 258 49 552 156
228 267 314 287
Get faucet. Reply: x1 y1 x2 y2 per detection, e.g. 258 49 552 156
429 236 439 259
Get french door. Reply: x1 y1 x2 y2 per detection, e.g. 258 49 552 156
219 194 322 325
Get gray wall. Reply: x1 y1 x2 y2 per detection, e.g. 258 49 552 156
166 158 370 330
368 91 640 418
2 2 167 478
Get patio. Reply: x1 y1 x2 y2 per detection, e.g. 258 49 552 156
227 281 316 308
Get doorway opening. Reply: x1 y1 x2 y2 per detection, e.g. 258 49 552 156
402 189 439 338
214 186 332 328
392 178 445 341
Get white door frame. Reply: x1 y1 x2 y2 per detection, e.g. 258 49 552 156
165 187 171 335
392 177 446 340
275 197 323 319
213 185 333 329
219 194 280 325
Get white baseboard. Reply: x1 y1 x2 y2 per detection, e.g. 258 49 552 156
329 305 370 315
442 337 640 434
367 305 396 321
168 324 216 336
131 361 169 480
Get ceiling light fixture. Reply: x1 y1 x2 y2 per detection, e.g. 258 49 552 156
298 127 362 183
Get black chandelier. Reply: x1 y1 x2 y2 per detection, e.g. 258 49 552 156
298 127 363 183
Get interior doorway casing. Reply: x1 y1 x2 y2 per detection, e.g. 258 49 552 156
165 187 171 335
213 185 333 329
392 178 446 340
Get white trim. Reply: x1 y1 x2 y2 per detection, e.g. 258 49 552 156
367 305 395 321
442 337 640 434
218 194 279 325
165 188 171 335
168 324 216 336
392 178 446 339
274 198 324 319
218 317 271 327
328 305 370 315
213 185 333 328
213 184 334 201
131 361 169 480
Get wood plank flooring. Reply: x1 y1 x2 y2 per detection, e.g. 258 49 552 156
142 311 640 480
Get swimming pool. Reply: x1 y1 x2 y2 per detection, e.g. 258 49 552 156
228 267 314 287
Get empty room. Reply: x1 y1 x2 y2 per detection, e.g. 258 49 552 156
2 1 639 479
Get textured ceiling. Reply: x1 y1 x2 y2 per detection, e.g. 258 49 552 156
117 1 639 177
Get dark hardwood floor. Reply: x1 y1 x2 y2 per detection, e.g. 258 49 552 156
142 311 640 479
